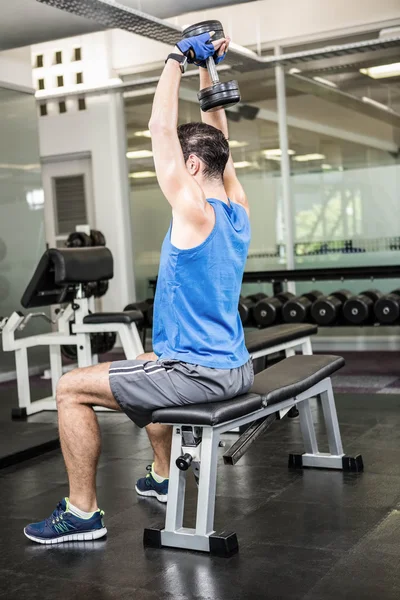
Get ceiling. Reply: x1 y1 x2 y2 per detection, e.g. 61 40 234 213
0 0 257 51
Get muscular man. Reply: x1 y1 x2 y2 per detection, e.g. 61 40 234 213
24 31 252 544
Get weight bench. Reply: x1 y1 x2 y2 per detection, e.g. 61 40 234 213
245 323 317 361
143 354 363 556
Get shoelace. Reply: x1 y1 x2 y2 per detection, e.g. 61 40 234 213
145 464 152 486
45 501 66 528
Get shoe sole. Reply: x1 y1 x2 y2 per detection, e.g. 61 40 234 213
135 485 168 503
23 527 107 545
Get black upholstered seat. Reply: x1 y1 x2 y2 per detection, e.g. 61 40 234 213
83 310 143 325
152 355 344 426
245 323 318 354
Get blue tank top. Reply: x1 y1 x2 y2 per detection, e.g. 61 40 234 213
152 198 251 368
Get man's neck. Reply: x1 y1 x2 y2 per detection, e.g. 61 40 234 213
200 181 229 205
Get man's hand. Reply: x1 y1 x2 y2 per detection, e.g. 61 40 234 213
177 32 230 67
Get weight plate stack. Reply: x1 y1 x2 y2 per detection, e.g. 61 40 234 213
198 81 241 113
253 291 294 328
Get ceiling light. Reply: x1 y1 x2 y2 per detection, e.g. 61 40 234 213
126 150 153 159
233 161 253 169
322 164 332 170
129 171 157 179
313 76 337 88
133 130 152 138
362 96 391 111
293 154 326 162
0 163 41 171
289 68 301 74
26 189 45 210
262 149 295 158
228 140 249 148
360 62 400 79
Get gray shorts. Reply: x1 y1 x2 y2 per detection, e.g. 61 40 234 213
109 358 254 428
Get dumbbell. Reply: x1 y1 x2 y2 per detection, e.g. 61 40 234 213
181 20 241 112
343 289 383 325
374 289 400 324
282 290 323 324
311 289 352 326
66 229 106 248
253 292 294 328
238 293 267 327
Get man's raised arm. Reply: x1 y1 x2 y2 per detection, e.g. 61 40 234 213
199 46 249 215
148 51 206 221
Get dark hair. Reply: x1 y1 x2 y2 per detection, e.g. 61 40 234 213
177 122 229 180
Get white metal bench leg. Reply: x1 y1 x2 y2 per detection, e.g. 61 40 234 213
320 378 343 456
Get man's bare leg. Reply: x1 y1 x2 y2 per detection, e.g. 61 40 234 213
56 362 121 512
137 352 173 479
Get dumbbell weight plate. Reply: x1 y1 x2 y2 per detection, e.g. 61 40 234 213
90 229 106 247
374 294 400 324
198 81 241 112
182 20 225 41
66 231 92 248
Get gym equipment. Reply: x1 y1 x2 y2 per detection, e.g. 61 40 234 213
374 289 400 324
181 20 240 113
0 247 145 417
66 229 106 248
253 291 295 328
343 289 383 325
238 293 267 327
144 354 363 555
282 290 323 324
311 289 352 326
90 229 106 247
66 231 92 248
124 299 154 328
61 331 117 361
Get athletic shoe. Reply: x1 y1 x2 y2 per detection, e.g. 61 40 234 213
135 465 169 503
24 498 107 545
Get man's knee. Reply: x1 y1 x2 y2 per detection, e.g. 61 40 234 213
56 369 80 406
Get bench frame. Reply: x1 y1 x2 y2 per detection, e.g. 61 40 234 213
145 375 362 555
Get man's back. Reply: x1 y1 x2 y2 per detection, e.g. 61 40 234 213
153 197 250 368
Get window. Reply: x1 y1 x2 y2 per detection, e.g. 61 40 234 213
76 72 83 84
57 75 64 87
37 78 45 90
55 50 62 64
74 47 82 61
54 175 88 234
35 54 44 68
58 101 67 114
39 103 47 117
78 97 86 111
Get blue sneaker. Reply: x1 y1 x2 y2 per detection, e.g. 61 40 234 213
24 498 107 545
135 465 168 503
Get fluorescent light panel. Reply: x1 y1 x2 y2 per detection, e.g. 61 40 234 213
313 76 337 88
233 161 252 169
293 153 325 162
360 62 400 79
133 130 152 138
126 150 153 159
129 171 157 179
228 140 249 148
362 96 391 111
262 149 295 157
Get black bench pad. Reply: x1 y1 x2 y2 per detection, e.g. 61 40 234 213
245 323 318 354
152 354 344 426
83 311 143 325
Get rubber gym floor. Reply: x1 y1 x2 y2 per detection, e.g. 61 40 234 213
1 372 400 599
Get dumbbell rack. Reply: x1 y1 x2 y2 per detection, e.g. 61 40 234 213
242 265 400 352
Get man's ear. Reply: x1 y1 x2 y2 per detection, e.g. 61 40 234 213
187 153 201 176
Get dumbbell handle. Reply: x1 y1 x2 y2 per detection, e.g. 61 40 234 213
206 56 220 85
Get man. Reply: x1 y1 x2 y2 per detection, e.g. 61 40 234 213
24 30 252 545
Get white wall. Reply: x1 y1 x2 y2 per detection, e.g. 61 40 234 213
32 33 136 310
0 47 34 91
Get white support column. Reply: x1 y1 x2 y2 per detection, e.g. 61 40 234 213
195 427 219 537
298 399 319 454
164 426 187 533
15 348 31 411
275 46 296 295
49 345 63 397
320 379 344 456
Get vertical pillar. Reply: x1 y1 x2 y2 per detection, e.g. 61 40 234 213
275 48 296 294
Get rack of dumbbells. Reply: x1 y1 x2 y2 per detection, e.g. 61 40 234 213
238 266 400 342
